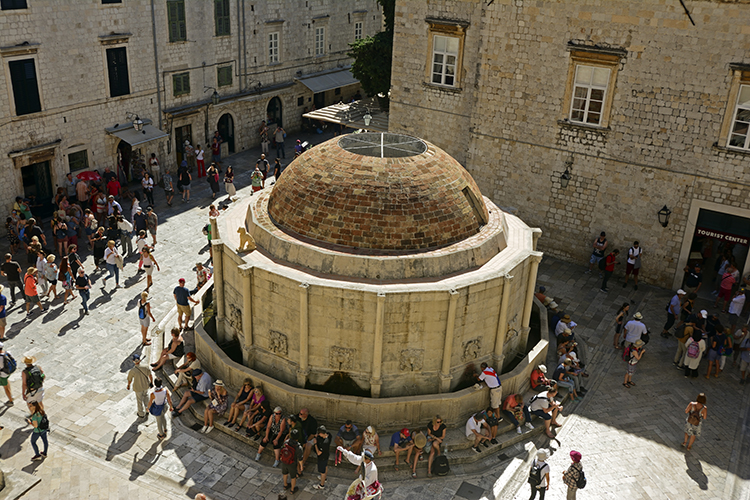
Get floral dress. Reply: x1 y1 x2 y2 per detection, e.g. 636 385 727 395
5 220 19 246
208 389 228 414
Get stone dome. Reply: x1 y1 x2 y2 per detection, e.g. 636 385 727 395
267 133 490 251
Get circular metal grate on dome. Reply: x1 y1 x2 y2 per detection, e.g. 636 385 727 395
338 132 428 158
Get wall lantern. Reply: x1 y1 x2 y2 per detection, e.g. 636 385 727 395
204 86 220 105
560 169 571 188
363 109 372 127
126 112 144 132
658 205 672 227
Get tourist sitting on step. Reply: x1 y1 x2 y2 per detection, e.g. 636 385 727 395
245 399 272 440
409 430 427 478
530 364 553 391
173 352 201 390
425 416 446 478
502 393 535 435
255 406 288 468
389 428 414 471
534 286 559 312
482 408 500 444
297 408 319 467
238 386 266 432
552 359 582 401
172 368 212 418
334 420 363 465
465 412 491 454
355 426 381 476
558 349 589 380
529 386 563 439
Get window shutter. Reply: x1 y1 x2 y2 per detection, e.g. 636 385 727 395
9 59 41 115
107 47 130 97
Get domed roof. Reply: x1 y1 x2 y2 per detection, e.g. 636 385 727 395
267 133 489 251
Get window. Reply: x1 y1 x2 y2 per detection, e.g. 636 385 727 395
102 0 122 4
8 59 41 115
214 0 230 37
68 150 89 172
1 0 27 9
354 21 363 40
167 0 186 42
431 35 458 86
172 72 190 96
314 27 325 56
728 84 750 150
570 65 610 125
217 66 232 87
268 32 279 63
106 47 130 97
297 96 304 106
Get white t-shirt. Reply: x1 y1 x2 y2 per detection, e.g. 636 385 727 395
465 416 485 438
729 294 746 316
627 246 642 265
529 392 552 412
104 247 118 265
531 459 551 488
196 149 204 161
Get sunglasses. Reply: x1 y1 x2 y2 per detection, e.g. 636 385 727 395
436 420 442 424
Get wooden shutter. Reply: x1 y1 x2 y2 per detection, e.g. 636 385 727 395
215 0 230 36
8 59 41 115
106 47 130 97
168 0 186 42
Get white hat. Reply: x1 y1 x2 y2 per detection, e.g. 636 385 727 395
537 449 549 461
634 312 643 320
677 289 686 295
538 364 547 374
700 310 708 318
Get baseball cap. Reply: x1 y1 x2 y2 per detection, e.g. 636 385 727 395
401 428 410 437
700 310 708 318
179 278 186 283
363 450 374 459
677 289 686 295
192 369 203 376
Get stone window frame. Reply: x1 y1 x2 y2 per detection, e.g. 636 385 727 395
354 21 363 41
424 18 468 92
167 0 187 43
314 26 326 56
561 49 623 130
66 147 90 173
172 71 190 97
105 46 131 99
3 52 43 117
214 0 231 37
719 64 750 152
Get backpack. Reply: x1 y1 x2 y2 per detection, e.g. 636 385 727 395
528 459 544 487
38 414 49 431
434 454 450 476
528 394 548 407
598 255 607 271
687 405 703 426
576 468 587 489
622 345 632 362
138 302 147 319
279 441 297 465
2 353 17 375
686 340 700 359
26 366 45 390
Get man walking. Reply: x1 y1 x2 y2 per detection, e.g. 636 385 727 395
21 356 45 411
174 278 199 331
274 125 286 159
163 168 175 206
623 312 647 348
586 231 607 275
127 354 152 418
623 241 642 290
683 263 703 295
0 342 14 405
661 289 686 338
600 249 619 292
1 254 23 307
256 154 270 185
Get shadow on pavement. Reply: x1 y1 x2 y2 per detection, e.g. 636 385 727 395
128 441 162 482
0 426 30 460
105 422 141 462
119 346 146 373
57 310 85 336
685 453 708 489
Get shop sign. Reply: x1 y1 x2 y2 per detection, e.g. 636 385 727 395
695 227 749 246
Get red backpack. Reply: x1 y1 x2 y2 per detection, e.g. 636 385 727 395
280 441 297 465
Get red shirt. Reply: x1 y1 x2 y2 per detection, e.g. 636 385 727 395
530 369 546 389
605 253 616 272
107 180 121 197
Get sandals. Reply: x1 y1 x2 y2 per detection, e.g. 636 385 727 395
412 472 417 478
623 383 631 388
394 463 399 471
629 381 636 386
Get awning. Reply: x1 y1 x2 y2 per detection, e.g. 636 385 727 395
106 122 168 147
302 97 389 132
296 68 359 94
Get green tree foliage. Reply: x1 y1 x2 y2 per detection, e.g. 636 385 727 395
348 0 395 100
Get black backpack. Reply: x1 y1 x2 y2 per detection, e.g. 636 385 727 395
434 455 450 476
26 366 44 391
529 459 544 487
38 414 49 431
3 353 17 374
576 468 587 489
598 255 607 271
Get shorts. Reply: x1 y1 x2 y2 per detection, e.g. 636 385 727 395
26 387 44 403
139 317 151 328
342 438 355 448
317 457 328 474
281 461 297 477
0 376 8 386
48 279 57 286
740 359 749 372
626 262 639 276
177 304 192 316
590 254 603 264
252 186 262 192
626 363 637 375
707 349 721 361
144 265 154 276
531 409 551 420
718 287 732 302
489 386 503 409
0 317 5 328
164 189 173 194
168 353 179 360
26 294 40 304
192 393 209 403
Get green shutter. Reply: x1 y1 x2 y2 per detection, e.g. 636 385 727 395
215 0 230 36
217 66 232 87
173 72 190 96
168 0 186 42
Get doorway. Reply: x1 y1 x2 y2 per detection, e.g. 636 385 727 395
217 113 235 154
21 161 53 219
117 140 132 183
175 124 193 166
266 97 283 128
313 92 325 110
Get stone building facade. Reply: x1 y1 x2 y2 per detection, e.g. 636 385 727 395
0 0 379 219
389 0 750 289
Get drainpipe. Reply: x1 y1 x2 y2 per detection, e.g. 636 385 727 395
439 289 460 393
150 0 162 130
242 0 247 91
237 0 242 91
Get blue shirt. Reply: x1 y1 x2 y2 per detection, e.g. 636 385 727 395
0 294 5 318
390 431 411 448
669 294 681 315
173 286 190 306
195 373 212 396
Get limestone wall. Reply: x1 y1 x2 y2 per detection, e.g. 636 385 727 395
390 0 750 287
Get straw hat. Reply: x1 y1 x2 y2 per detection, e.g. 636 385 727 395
23 356 36 365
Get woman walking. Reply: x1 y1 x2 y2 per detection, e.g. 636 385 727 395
27 401 48 461
207 164 220 199
92 227 107 270
613 302 629 349
141 172 155 206
141 248 160 290
224 166 236 197
683 330 706 378
43 255 59 300
148 378 173 440
137 292 156 346
179 165 192 202
562 451 584 500
623 339 645 388
682 393 707 451
59 256 75 304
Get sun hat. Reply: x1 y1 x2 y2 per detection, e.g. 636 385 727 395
634 339 645 348
563 328 572 335
414 432 427 449
538 364 547 374
366 426 374 434
633 312 643 320
23 356 36 365
700 310 708 318
570 450 582 463
46 254 55 262
537 449 549 461
214 380 225 387
561 314 571 323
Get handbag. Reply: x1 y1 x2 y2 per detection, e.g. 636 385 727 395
149 402 165 416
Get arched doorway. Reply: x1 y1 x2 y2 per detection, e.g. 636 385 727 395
217 113 235 154
267 97 283 128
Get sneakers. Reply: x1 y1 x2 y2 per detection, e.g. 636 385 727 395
472 446 481 454
490 438 498 444
481 441 490 448
31 455 42 461
272 459 280 468
313 484 326 490
525 422 535 430
200 426 208 433
516 426 523 434
254 453 261 462
40 452 47 458
205 426 214 434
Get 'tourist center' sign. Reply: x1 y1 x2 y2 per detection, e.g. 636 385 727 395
695 227 749 246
